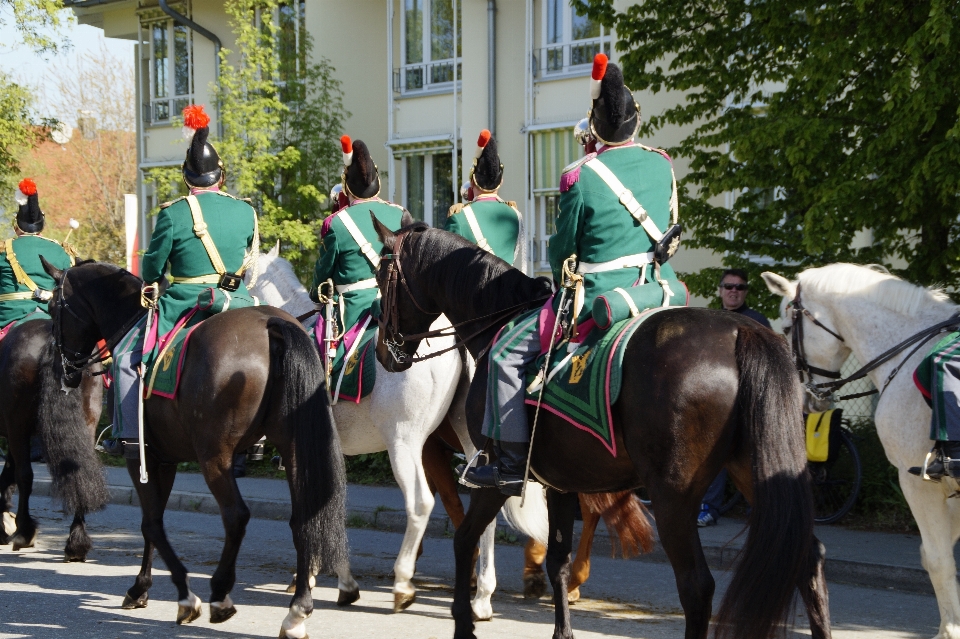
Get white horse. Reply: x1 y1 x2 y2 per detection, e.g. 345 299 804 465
250 246 548 618
763 263 960 639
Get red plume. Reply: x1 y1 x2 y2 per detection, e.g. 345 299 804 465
18 178 37 196
592 53 608 81
477 130 491 148
182 104 210 130
340 135 353 154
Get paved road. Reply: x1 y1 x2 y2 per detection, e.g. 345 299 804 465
0 495 940 639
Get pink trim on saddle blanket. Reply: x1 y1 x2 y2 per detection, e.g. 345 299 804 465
148 324 201 400
337 341 370 404
143 305 201 355
914 369 931 400
537 297 596 353
0 320 16 342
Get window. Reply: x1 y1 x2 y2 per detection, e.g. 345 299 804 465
402 150 461 226
538 0 610 78
528 128 582 274
397 0 462 93
261 0 306 98
143 20 193 124
407 156 425 220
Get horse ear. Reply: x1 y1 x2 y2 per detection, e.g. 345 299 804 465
371 210 397 250
39 255 64 281
269 240 280 258
761 271 796 299
400 208 415 227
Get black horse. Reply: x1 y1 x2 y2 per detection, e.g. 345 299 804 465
371 221 830 639
0 318 107 560
43 258 347 639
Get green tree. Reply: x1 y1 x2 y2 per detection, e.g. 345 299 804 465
575 0 960 315
216 0 348 280
1 0 63 54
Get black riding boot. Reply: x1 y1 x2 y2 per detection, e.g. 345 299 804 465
909 441 960 480
463 441 529 497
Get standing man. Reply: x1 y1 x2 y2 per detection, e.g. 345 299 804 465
445 130 526 272
698 268 771 526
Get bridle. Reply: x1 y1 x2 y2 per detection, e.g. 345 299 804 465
53 266 146 380
377 230 548 365
790 282 960 402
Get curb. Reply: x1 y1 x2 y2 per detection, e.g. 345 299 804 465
31 479 934 596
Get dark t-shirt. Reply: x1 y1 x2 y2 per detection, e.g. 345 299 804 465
730 304 772 329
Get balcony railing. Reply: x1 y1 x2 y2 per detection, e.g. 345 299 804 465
143 96 194 125
534 38 611 79
393 59 463 95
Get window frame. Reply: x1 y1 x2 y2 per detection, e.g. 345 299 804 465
397 0 462 96
536 0 611 81
142 17 194 126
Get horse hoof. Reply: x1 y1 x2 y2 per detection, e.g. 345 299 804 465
122 591 149 609
278 632 309 639
393 591 415 613
64 550 88 563
523 573 547 599
11 530 37 551
337 586 360 607
567 587 581 604
210 604 237 623
176 595 202 625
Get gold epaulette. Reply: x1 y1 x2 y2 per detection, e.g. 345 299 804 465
561 155 592 175
506 201 518 208
447 203 464 218
159 195 187 210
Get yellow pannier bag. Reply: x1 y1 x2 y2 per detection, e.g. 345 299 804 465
805 409 842 463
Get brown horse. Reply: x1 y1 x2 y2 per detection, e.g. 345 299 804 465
0 318 107 560
43 258 347 639
372 221 830 639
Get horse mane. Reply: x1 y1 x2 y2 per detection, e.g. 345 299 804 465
800 263 955 317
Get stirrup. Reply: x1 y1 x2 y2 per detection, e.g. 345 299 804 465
457 450 484 489
921 450 938 482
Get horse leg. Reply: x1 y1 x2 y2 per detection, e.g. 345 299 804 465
453 489 508 639
386 440 435 612
0 454 16 544
649 491 714 639
9 436 37 551
797 535 831 639
544 489 577 639
471 519 497 621
568 494 599 603
201 454 251 624
122 539 154 609
64 514 93 562
334 556 360 606
900 471 960 639
128 458 201 624
523 538 548 599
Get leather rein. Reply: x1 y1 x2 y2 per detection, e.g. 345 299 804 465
791 282 960 402
377 230 548 365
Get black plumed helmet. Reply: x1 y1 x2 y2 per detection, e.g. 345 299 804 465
471 130 503 192
14 178 44 233
341 136 380 200
589 54 640 145
181 104 222 188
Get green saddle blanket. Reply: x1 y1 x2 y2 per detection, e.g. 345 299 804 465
523 307 668 456
145 323 193 399
915 330 960 440
311 312 377 403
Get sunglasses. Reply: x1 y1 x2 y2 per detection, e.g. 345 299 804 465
721 283 749 291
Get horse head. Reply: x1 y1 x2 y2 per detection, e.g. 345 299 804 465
763 270 852 395
42 257 144 388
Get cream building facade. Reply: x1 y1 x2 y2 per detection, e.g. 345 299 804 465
66 0 720 296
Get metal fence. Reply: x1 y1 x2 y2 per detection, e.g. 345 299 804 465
835 354 878 421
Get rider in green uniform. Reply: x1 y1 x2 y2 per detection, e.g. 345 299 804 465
463 55 681 495
445 130 526 272
102 104 259 457
0 179 75 329
310 136 407 338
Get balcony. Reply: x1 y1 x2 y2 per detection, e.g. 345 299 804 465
393 59 463 96
534 38 612 80
142 96 194 125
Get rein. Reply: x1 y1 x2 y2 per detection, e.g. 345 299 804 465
791 283 960 402
378 230 548 364
54 266 147 378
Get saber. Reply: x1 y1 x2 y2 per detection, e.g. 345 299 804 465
319 280 338 401
137 284 159 484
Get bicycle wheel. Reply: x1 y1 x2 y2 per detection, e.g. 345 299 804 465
810 427 862 524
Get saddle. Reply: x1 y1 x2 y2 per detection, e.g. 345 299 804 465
915 330 960 438
311 310 377 404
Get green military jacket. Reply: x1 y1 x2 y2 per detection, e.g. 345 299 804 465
0 234 75 327
141 190 257 337
550 143 680 321
444 196 522 267
311 198 406 334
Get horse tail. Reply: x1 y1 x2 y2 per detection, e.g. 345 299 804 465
580 491 654 558
714 323 814 639
268 317 348 577
502 487 549 546
36 342 108 517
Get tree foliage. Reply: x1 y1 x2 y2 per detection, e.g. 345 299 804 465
217 0 349 280
575 0 960 315
0 0 64 54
